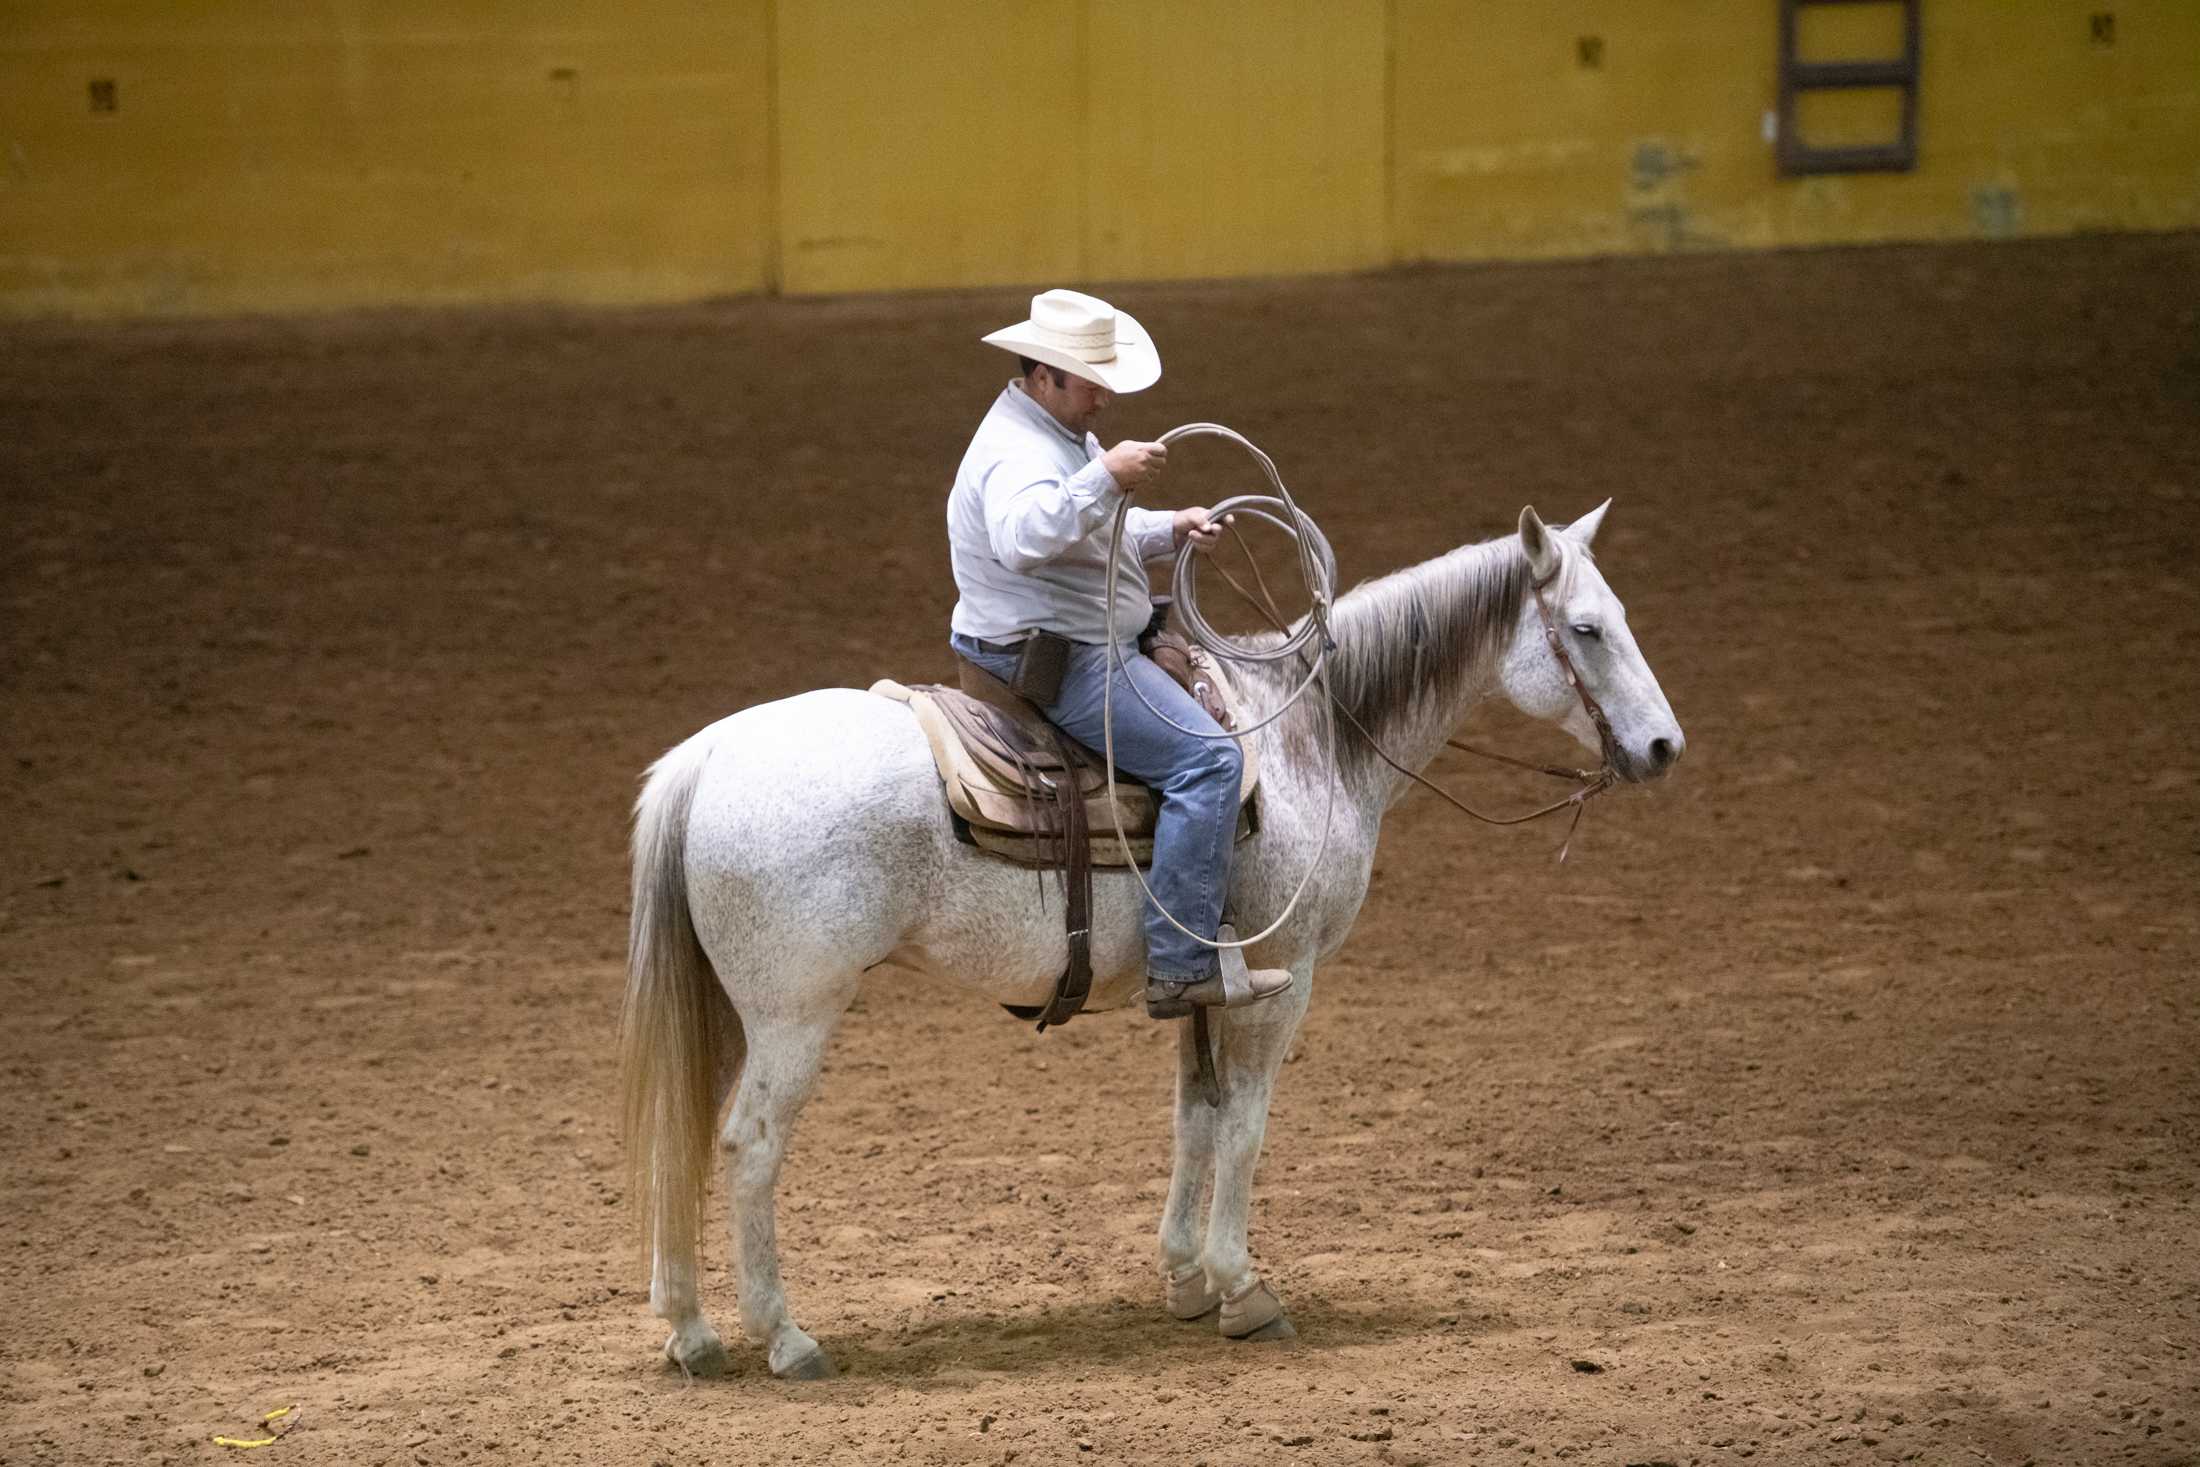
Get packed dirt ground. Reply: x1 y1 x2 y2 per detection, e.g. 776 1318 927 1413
4 234 2197 1466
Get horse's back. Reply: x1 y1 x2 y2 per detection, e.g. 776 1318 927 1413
683 685 936 845
663 686 946 978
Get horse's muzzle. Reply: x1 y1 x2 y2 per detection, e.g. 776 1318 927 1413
1621 730 1685 783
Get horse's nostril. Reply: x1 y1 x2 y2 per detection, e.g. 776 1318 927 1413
1648 737 1677 771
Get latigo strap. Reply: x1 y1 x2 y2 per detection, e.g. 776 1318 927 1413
961 609 1228 1033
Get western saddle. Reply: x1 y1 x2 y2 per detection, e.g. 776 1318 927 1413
869 616 1258 1029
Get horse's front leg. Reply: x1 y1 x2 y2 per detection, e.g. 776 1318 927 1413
1158 1017 1221 1320
1201 966 1311 1341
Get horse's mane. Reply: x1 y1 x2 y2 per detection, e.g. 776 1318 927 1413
1246 535 1531 775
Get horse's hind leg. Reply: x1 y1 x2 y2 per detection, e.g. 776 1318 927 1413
650 1032 747 1377
723 997 851 1379
653 1258 725 1376
1158 1018 1221 1319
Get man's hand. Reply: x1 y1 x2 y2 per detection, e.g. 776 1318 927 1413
1102 439 1168 494
1173 506 1231 554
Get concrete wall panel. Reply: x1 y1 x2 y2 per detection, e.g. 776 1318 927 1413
1392 0 2200 264
773 0 1081 295
0 1 774 315
1084 0 1388 282
2 2 2195 315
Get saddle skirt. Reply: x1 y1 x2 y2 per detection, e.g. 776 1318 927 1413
870 664 1258 869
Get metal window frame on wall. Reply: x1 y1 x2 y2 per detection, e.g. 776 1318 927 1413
1777 0 1922 175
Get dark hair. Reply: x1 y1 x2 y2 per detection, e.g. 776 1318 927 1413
1017 356 1069 389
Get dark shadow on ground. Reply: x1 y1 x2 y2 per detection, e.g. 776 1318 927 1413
689 1291 1484 1384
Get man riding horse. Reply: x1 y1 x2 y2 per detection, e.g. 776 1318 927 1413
946 289 1293 1020
625 297 1684 1371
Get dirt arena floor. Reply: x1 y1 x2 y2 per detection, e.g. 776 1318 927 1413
5 234 2197 1467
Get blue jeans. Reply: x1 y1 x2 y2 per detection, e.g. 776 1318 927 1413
951 634 1243 981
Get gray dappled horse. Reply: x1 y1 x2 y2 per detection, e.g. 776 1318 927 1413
621 502 1683 1378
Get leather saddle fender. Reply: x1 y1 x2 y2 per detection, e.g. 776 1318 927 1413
871 611 1253 1029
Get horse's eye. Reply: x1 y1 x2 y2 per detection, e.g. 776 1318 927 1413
1570 622 1602 640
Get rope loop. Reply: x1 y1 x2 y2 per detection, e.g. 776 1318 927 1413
1097 422 1613 957
1100 424 1343 951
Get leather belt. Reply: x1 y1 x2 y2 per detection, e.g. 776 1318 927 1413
970 635 1027 654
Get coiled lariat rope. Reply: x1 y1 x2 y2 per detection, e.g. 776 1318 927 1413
1101 424 1618 950
1100 423 1342 951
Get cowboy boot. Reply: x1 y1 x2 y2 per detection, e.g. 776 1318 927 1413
1144 925 1292 1019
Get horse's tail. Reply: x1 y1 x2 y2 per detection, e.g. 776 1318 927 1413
619 731 744 1283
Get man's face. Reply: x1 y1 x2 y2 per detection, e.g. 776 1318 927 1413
1027 366 1113 437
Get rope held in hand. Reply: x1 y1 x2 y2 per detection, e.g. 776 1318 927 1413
1099 423 1616 952
1101 423 1341 951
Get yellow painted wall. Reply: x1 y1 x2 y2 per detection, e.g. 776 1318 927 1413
2 2 2196 316
1393 0 2200 262
773 0 1387 294
774 0 1084 295
1082 1 1387 283
0 1 774 315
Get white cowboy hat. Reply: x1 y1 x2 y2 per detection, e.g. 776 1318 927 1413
981 288 1161 394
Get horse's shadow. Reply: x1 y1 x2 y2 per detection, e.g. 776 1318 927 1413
796 1290 1478 1385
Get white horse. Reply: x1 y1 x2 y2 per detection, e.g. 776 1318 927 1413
620 502 1683 1379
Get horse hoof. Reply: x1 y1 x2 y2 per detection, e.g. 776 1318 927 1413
775 1346 838 1382
1164 1264 1221 1321
1217 1278 1289 1340
663 1332 729 1379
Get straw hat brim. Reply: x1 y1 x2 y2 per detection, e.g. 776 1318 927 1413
981 310 1161 394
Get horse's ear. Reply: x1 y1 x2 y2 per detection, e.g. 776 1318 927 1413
1519 506 1563 584
1563 498 1611 546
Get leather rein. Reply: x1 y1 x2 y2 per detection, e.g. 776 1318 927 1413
1213 534 1619 863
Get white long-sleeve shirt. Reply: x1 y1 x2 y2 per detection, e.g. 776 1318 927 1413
947 380 1177 644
